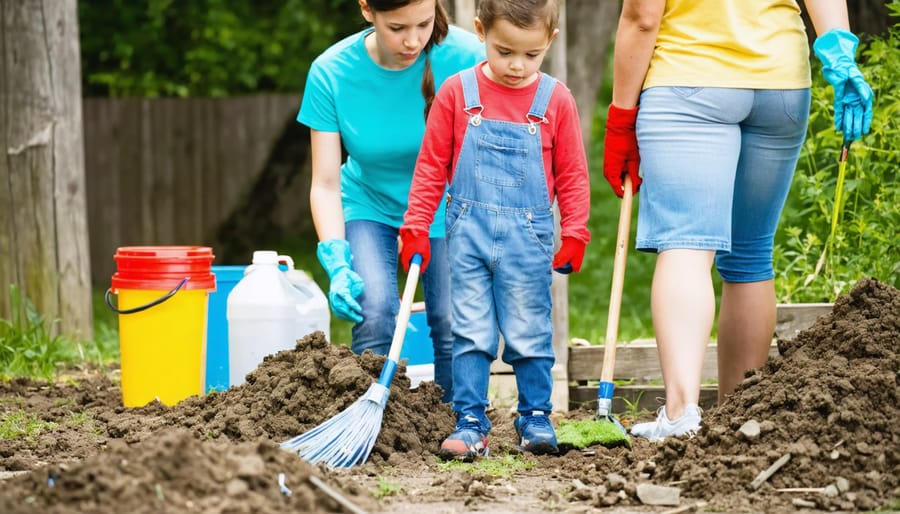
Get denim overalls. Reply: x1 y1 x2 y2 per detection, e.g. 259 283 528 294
446 68 557 431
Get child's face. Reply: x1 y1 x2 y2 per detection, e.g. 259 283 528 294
361 0 436 70
476 18 557 89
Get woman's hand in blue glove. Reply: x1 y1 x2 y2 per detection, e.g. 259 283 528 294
813 29 874 142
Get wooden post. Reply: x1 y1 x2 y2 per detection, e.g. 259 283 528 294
548 2 570 412
0 0 93 339
452 0 477 32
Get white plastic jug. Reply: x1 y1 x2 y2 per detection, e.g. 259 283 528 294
226 251 331 387
279 255 330 342
226 251 299 387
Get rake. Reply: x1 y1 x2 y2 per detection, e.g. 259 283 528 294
281 254 422 468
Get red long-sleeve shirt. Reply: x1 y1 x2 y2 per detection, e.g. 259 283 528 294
404 63 591 244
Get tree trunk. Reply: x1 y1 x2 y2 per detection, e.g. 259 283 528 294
0 0 92 339
564 0 620 147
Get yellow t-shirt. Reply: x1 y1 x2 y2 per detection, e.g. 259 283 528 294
644 0 811 90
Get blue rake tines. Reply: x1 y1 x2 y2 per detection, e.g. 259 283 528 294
281 382 391 468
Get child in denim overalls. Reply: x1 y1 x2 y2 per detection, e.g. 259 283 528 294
400 0 591 460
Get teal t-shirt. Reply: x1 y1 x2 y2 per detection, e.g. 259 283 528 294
298 26 484 237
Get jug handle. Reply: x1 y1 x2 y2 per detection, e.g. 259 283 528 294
105 277 189 314
277 255 295 270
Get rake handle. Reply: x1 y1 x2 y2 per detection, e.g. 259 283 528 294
386 254 422 363
601 176 633 383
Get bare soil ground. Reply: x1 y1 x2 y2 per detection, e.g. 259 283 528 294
0 277 897 513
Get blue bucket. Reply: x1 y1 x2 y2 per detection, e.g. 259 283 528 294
206 265 246 392
401 307 434 387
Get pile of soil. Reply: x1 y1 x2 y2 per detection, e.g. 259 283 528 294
0 277 897 513
641 276 899 511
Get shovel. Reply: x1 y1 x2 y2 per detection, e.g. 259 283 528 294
556 176 633 449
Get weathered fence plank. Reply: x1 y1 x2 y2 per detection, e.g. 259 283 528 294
83 95 298 285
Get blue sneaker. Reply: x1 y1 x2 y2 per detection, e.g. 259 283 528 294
514 411 558 455
439 415 489 461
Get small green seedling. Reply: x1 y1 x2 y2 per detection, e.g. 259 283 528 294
372 476 403 499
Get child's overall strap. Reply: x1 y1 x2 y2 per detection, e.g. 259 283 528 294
526 74 557 134
460 68 483 121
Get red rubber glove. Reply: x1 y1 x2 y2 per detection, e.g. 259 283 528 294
552 237 586 274
399 227 431 273
603 104 642 198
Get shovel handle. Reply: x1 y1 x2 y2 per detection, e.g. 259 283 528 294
601 176 633 383
386 254 422 363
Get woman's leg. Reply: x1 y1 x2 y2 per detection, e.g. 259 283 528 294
651 249 716 418
345 220 399 356
636 87 751 423
717 280 776 402
716 89 810 403
422 236 454 402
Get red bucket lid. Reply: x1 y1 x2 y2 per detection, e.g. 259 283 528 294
111 246 216 291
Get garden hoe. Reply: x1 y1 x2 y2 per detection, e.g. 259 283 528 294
556 176 633 449
809 139 852 285
281 254 423 468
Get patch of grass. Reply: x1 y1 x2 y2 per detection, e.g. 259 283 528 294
0 411 58 442
0 286 77 381
556 419 630 449
371 476 402 499
66 411 90 428
436 453 535 480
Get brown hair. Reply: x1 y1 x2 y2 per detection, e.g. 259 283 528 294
366 0 450 119
477 0 559 37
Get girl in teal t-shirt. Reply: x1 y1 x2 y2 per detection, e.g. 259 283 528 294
298 0 484 402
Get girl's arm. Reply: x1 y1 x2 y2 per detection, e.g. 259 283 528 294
611 0 666 108
308 129 345 241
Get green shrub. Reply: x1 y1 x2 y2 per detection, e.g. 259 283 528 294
774 12 900 302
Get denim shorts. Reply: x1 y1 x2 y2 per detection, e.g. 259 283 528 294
635 86 810 282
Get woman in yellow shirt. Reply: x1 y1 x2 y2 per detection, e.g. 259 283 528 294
602 0 873 441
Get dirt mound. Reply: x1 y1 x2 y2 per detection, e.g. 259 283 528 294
1 278 898 513
119 333 455 464
645 277 899 511
0 427 374 514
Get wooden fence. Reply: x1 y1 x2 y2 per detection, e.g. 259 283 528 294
83 95 300 285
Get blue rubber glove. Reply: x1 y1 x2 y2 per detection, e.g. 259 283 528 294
316 239 364 323
813 29 874 142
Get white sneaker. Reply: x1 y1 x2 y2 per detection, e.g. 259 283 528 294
630 403 702 441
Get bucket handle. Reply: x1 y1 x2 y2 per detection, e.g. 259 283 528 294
105 277 189 314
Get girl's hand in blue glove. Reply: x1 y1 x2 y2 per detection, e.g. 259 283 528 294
813 29 874 142
317 239 364 323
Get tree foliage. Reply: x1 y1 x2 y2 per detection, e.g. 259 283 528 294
79 0 361 97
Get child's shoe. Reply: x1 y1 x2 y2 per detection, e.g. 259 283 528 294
630 403 702 441
439 415 489 461
514 411 558 455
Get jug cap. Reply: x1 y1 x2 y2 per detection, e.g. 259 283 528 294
251 251 279 265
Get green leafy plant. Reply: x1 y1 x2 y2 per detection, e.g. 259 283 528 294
0 286 75 381
774 12 900 302
79 0 362 97
372 476 403 499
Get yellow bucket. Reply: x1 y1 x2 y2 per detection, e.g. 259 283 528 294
107 246 216 407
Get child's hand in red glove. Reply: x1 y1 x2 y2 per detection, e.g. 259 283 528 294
552 237 586 274
399 227 431 273
603 104 642 198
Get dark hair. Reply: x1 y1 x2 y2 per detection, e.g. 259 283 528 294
366 0 450 119
477 0 559 36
